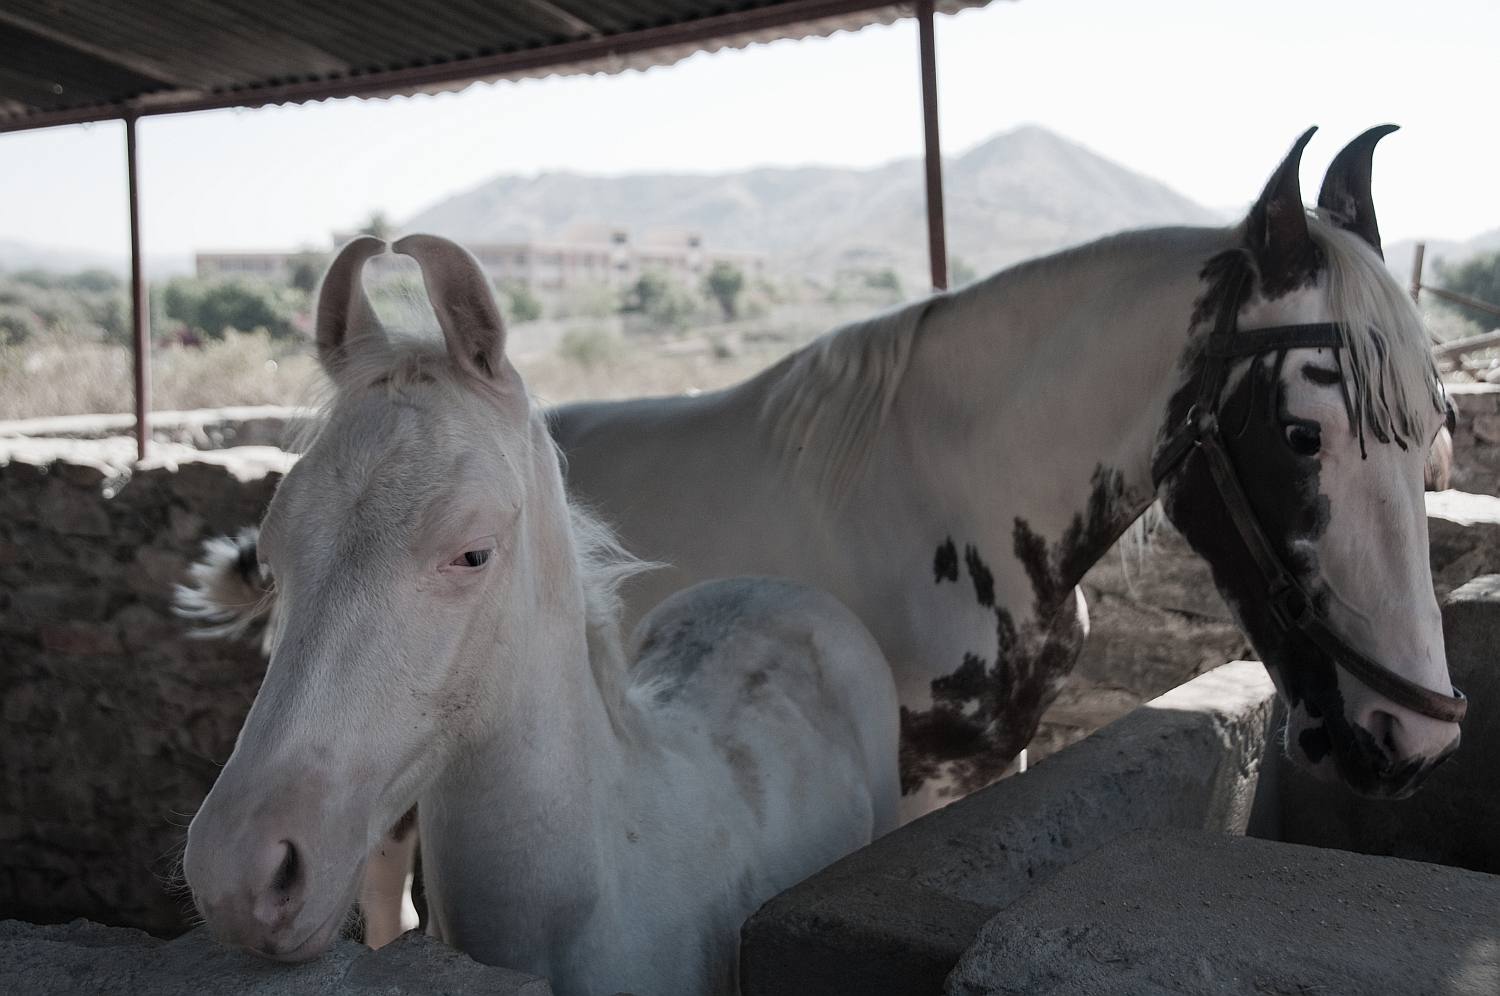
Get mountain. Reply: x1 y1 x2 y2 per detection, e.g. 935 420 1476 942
405 125 1224 284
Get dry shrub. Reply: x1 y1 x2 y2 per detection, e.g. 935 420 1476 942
0 329 324 420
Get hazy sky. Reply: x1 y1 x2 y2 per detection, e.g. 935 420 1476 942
1 0 1495 261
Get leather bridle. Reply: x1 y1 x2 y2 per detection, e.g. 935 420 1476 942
1151 262 1467 725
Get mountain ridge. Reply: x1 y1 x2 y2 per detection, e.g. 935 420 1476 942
404 125 1225 283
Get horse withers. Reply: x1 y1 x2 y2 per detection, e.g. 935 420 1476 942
180 235 899 995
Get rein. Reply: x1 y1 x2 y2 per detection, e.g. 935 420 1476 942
1151 262 1467 725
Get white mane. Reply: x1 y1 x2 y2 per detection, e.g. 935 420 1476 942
1306 212 1444 450
760 297 935 502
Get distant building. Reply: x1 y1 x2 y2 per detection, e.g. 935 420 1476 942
196 229 765 291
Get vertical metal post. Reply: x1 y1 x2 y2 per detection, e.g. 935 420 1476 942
917 0 947 291
1409 241 1426 304
125 115 150 461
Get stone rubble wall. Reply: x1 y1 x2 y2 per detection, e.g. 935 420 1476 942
0 406 305 453
0 438 291 935
1449 383 1500 497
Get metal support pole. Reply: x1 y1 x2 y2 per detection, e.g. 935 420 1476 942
917 0 947 291
1409 241 1425 304
125 115 150 461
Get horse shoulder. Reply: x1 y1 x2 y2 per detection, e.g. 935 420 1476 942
629 577 887 718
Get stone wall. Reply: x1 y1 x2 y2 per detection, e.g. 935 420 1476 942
1449 383 1500 497
0 437 290 935
0 406 304 453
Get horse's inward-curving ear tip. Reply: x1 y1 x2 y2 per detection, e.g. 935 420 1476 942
341 234 388 256
391 234 444 258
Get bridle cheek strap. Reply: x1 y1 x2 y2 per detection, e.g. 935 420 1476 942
1151 266 1467 725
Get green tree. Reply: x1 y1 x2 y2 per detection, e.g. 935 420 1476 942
288 251 330 295
624 270 670 315
624 270 698 330
0 303 42 345
500 280 543 323
702 261 745 320
162 277 298 340
63 268 122 294
359 211 394 240
1436 250 1500 331
864 268 902 297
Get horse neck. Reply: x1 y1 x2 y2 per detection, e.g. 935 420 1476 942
422 445 634 948
890 227 1235 599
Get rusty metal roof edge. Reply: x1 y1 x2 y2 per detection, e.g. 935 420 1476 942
0 0 993 134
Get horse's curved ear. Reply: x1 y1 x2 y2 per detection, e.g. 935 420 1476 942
1245 127 1318 294
1317 124 1399 259
393 234 506 380
316 236 388 379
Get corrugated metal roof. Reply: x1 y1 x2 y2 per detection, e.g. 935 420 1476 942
0 0 993 133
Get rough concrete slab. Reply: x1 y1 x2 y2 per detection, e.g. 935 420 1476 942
945 829 1500 996
741 662 1277 996
1278 574 1500 873
1427 491 1500 597
0 920 552 995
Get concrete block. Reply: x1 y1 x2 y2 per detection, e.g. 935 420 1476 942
741 662 1277 996
1427 491 1500 598
0 920 552 995
1277 575 1500 872
945 829 1500 996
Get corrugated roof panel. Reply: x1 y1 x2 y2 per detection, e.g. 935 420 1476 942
0 0 995 133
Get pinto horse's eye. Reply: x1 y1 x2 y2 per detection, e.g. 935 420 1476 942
1283 422 1321 456
451 549 492 569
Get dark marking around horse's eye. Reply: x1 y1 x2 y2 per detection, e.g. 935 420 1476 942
1301 364 1341 386
1283 422 1321 456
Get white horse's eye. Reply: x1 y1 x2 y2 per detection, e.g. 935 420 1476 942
451 549 492 569
1283 422 1322 456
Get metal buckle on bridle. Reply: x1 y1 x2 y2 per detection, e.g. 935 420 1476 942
1267 576 1314 630
1188 405 1219 445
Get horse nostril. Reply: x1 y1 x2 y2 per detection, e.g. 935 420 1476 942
270 841 301 896
1365 709 1403 770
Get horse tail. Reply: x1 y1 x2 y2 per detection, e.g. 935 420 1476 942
174 528 276 654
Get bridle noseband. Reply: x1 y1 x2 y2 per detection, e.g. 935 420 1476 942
1151 265 1466 725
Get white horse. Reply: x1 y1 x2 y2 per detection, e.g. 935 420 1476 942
181 235 899 995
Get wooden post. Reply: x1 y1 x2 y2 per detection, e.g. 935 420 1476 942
1409 241 1425 304
125 115 150 461
917 0 947 291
